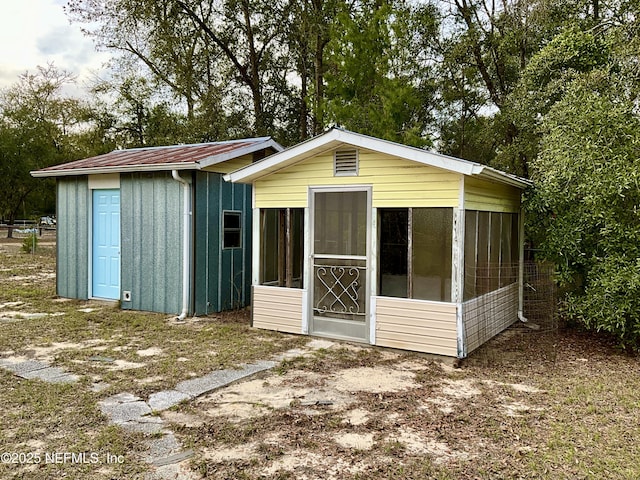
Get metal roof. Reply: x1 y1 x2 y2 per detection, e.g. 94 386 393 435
31 137 283 177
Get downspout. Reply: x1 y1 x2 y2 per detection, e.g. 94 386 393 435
172 170 192 321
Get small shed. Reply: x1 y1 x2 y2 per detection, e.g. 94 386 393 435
225 128 531 358
32 138 282 317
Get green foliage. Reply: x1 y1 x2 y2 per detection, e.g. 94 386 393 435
322 0 437 147
529 67 640 349
21 233 38 254
0 65 88 226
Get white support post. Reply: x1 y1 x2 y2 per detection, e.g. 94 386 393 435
302 206 311 334
252 207 260 287
453 177 467 358
369 207 378 345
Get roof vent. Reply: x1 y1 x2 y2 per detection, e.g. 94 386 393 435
334 149 359 176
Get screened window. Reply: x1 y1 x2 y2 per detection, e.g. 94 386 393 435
260 208 304 288
222 211 241 249
464 210 519 300
379 208 452 302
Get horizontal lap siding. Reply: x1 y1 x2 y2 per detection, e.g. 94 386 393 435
375 297 458 356
253 286 303 334
254 151 461 208
463 283 518 354
464 177 521 213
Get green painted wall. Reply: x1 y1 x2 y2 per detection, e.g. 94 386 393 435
120 172 183 314
56 177 89 299
193 171 252 314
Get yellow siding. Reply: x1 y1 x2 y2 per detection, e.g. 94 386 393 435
203 154 254 174
464 177 521 213
252 285 303 334
254 151 461 208
375 297 458 357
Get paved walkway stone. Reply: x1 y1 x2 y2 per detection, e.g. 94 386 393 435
174 360 277 400
99 340 336 479
148 390 191 411
0 358 79 383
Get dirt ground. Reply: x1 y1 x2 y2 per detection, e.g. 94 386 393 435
1 238 639 479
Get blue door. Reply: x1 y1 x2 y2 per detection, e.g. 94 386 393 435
92 189 121 299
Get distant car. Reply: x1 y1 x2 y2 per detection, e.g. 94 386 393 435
39 216 56 226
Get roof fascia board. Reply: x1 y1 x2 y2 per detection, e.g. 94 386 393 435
196 138 284 169
224 129 531 189
31 163 196 178
224 132 344 183
476 167 532 188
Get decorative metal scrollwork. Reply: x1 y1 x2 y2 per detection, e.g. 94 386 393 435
314 265 364 315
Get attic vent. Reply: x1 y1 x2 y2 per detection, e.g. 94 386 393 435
334 149 359 176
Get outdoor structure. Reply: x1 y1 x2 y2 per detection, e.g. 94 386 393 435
225 128 531 358
31 138 282 317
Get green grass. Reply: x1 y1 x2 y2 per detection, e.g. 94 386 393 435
0 242 306 478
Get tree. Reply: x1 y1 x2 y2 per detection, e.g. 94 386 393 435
435 0 598 172
0 65 89 235
324 0 438 146
527 6 640 348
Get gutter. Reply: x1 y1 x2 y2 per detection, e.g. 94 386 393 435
172 170 192 321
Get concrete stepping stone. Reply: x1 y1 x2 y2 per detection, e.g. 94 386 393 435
148 390 191 411
175 360 277 399
99 393 153 424
0 359 78 383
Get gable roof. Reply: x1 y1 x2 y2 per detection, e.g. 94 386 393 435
31 137 283 178
223 128 531 189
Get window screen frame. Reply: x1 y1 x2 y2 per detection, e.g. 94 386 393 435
378 207 453 302
259 208 305 288
222 210 242 250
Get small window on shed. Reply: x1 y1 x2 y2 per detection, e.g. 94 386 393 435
223 211 241 249
334 149 359 176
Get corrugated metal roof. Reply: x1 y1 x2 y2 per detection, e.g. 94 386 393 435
32 137 282 177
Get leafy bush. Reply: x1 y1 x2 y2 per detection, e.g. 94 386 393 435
21 232 38 254
528 68 640 350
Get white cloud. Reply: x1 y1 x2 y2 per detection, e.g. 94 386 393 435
0 0 110 91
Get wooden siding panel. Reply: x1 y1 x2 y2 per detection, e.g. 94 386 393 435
374 297 458 356
253 286 304 334
56 177 89 300
463 283 518 353
120 172 182 314
464 177 521 213
254 152 461 208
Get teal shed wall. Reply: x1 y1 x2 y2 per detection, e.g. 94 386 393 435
193 171 252 314
54 170 250 316
56 177 89 299
120 172 183 314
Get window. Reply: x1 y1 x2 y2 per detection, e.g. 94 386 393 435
379 208 453 302
260 208 304 288
464 210 519 300
222 211 241 249
334 149 359 176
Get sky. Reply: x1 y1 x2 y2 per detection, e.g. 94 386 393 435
0 0 110 91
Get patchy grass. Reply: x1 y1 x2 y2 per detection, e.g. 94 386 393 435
0 241 305 478
1 240 640 479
